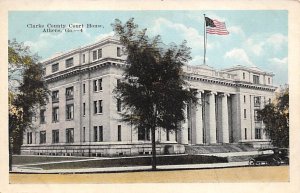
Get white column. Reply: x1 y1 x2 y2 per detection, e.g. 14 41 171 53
209 92 217 144
195 91 203 144
179 103 189 144
260 96 267 140
250 95 255 140
221 93 230 143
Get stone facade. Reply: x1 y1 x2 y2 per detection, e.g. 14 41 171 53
21 36 276 156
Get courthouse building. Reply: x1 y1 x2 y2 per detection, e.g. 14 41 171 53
21 36 276 156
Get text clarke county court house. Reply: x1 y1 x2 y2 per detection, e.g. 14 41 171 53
21 36 276 157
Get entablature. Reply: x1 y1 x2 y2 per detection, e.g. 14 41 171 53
44 57 126 83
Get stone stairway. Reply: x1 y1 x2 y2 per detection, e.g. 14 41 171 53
227 155 253 162
185 143 256 155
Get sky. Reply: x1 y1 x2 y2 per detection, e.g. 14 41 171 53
9 11 288 86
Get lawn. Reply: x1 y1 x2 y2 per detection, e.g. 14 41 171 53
12 155 90 165
15 155 228 170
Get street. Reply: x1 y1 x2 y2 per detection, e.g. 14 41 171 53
10 165 288 183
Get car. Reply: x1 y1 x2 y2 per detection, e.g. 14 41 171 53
248 148 288 166
276 148 289 164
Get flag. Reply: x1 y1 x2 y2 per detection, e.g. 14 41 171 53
205 17 229 35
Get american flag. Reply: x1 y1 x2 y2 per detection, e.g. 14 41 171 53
205 17 229 35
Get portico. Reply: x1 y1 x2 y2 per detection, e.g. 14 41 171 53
179 90 232 145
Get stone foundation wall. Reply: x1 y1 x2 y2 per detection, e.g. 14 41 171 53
20 142 184 157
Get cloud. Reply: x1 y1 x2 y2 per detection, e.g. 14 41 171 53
95 31 115 41
24 28 67 53
268 57 288 67
267 57 288 85
227 26 244 36
150 18 209 51
266 33 287 51
244 33 287 56
186 14 203 23
224 48 253 66
245 38 264 56
190 55 206 65
24 39 48 54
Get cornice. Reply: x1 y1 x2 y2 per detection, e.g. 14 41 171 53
45 60 276 92
42 38 121 65
184 73 276 92
44 58 126 83
222 66 274 76
184 74 236 87
234 81 277 91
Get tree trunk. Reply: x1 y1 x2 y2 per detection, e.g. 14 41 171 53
9 136 12 172
151 126 157 170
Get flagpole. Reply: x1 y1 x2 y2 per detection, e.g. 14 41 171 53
203 14 207 65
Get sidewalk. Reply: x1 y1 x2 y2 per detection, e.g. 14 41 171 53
12 161 249 174
198 151 259 157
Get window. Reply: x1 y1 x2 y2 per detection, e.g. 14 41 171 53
244 109 247 119
268 77 270 84
83 54 85 63
254 96 261 107
253 75 260 84
65 57 74 68
40 131 46 144
93 50 97 61
98 79 102 90
94 126 98 142
52 107 59 122
31 114 37 122
66 104 74 120
27 132 32 144
94 101 98 114
166 129 170 141
254 110 261 122
40 109 46 124
243 72 245 79
118 125 121 141
52 63 59 72
138 127 150 141
93 79 102 91
93 80 98 91
117 98 121 112
244 95 246 103
93 100 103 114
99 126 103 142
268 98 271 104
117 79 121 88
83 127 86 142
93 126 103 142
117 47 121 57
244 128 247 140
93 49 102 61
83 83 86 94
52 90 59 103
98 49 102 59
255 128 262 139
42 68 46 76
52 130 59 143
66 86 74 100
187 105 190 119
98 100 103 113
66 128 74 143
83 103 86 116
